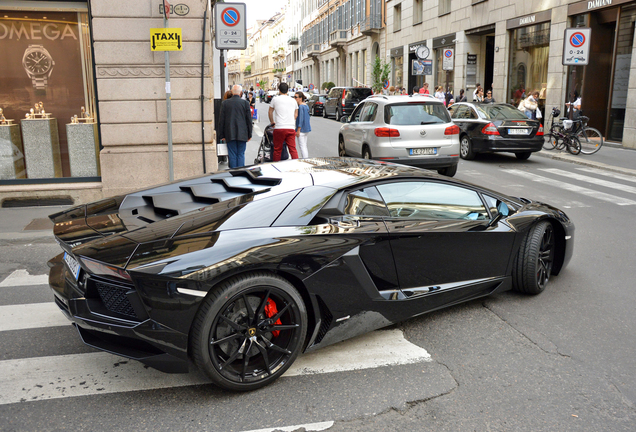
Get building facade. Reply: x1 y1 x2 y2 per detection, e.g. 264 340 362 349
0 0 218 205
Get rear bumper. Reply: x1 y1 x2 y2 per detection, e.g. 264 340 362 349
374 155 459 169
472 136 544 153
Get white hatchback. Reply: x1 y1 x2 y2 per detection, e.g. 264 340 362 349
338 94 460 176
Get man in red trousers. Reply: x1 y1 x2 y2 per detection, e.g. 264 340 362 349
268 82 299 161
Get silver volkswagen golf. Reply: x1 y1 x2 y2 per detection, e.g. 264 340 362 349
338 94 460 176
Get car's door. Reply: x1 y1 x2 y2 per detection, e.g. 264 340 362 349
376 180 516 311
451 104 485 138
357 102 379 155
326 88 340 116
342 103 367 157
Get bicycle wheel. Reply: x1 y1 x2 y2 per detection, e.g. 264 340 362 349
577 127 604 155
566 135 581 155
543 133 557 150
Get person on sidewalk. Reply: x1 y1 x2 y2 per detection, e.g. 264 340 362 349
294 91 312 158
217 84 252 169
418 83 430 94
268 82 299 161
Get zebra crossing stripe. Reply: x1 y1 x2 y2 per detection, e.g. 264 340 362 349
0 303 68 331
503 169 636 205
539 168 636 195
241 421 334 432
0 329 431 405
0 269 48 287
576 167 636 184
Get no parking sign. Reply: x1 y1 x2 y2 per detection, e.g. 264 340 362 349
442 48 454 71
563 28 591 66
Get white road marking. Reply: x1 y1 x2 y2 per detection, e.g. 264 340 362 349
0 329 431 405
503 169 636 205
241 421 334 432
540 168 636 195
0 303 69 331
0 269 48 287
576 167 636 184
253 124 264 138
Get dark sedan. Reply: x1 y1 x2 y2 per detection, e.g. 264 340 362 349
47 158 574 392
448 102 544 160
306 94 327 116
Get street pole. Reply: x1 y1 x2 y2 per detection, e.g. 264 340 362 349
220 49 226 95
164 8 174 181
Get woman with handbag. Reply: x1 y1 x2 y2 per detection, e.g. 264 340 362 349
519 90 540 119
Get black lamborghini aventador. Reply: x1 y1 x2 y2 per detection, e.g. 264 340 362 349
48 158 574 391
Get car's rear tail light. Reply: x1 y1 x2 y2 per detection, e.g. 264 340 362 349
482 122 500 135
316 102 323 105
444 125 460 135
81 257 132 282
374 127 400 137
536 125 544 136
342 89 346 107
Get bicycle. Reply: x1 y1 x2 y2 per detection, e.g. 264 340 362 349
544 110 581 155
544 107 603 155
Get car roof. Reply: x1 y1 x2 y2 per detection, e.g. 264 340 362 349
362 94 444 105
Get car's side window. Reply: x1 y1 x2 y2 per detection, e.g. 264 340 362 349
344 187 389 217
361 103 378 122
482 194 499 217
350 103 365 122
448 105 458 117
468 108 479 119
454 105 468 119
376 181 489 220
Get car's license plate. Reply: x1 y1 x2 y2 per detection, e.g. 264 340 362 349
508 128 530 135
63 252 81 280
410 148 437 155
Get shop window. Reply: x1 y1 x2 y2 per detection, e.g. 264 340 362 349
0 9 99 183
435 48 454 94
507 22 550 108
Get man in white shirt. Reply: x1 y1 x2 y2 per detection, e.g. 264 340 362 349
268 82 299 161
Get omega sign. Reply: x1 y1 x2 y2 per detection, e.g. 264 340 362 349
0 22 77 40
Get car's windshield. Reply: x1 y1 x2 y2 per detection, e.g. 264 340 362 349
384 103 451 125
476 104 528 120
318 96 326 102
346 89 372 100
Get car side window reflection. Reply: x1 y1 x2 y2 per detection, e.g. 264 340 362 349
350 103 365 122
361 103 378 122
376 182 489 220
482 194 499 217
344 187 389 217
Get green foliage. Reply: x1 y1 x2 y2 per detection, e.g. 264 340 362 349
322 81 336 91
258 79 267 89
371 56 391 94
244 65 252 74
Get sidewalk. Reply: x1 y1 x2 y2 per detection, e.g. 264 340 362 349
2 145 635 242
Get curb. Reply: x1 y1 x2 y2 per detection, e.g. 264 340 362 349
534 150 636 177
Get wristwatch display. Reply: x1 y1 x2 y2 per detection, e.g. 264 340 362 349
22 45 55 91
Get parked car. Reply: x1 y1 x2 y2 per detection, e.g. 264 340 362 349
323 86 373 121
265 90 278 103
47 158 573 391
448 102 544 160
338 94 460 176
307 94 327 116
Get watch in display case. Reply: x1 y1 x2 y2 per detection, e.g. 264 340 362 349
22 45 55 91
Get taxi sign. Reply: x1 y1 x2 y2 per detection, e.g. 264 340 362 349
150 28 183 51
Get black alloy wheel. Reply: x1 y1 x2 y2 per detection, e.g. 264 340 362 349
335 109 341 122
460 135 475 160
512 221 555 295
191 273 307 391
515 152 532 160
338 136 347 157
311 106 315 116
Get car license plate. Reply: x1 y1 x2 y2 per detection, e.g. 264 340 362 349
63 252 81 280
508 128 530 135
410 148 437 155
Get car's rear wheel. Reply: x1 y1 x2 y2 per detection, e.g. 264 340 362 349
515 151 531 160
362 146 372 160
460 135 475 160
512 221 555 295
335 109 341 122
323 107 328 118
191 273 307 391
338 136 347 157
311 106 315 116
438 164 458 177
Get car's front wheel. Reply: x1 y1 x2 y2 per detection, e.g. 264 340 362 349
512 221 555 295
515 151 532 160
438 164 458 177
460 135 475 160
338 136 347 157
191 273 307 391
335 109 341 122
323 106 328 118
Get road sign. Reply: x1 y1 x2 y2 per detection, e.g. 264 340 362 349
563 27 591 66
442 49 454 71
214 2 247 50
309 84 314 90
150 28 183 51
383 80 390 90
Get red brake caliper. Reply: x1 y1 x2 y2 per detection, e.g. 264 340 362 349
264 298 282 337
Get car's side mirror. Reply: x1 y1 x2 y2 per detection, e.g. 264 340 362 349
340 116 349 123
488 200 510 227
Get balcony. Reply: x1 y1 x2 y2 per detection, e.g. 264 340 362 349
288 36 299 45
306 44 320 58
361 14 382 35
329 30 348 47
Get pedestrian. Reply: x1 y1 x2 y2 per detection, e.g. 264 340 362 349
412 86 420 95
259 87 264 102
247 91 256 108
294 91 311 158
268 82 299 161
483 90 496 103
223 90 233 100
473 83 481 101
419 83 430 94
518 90 540 119
456 89 467 103
565 90 581 119
217 84 252 169
435 86 445 103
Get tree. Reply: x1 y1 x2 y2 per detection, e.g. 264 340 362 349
322 81 336 92
244 65 252 75
371 56 391 94
258 79 267 89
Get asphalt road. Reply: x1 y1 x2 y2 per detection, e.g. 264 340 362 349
2 102 636 431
